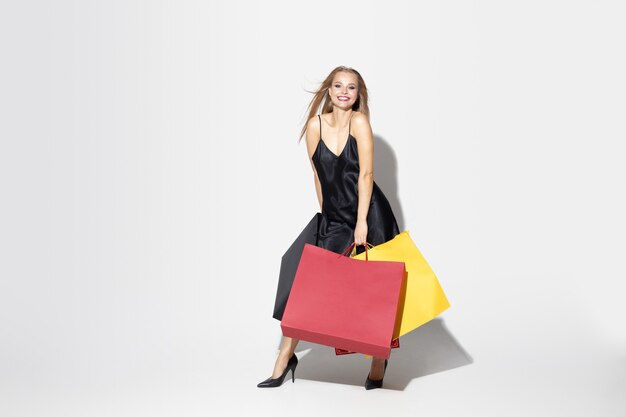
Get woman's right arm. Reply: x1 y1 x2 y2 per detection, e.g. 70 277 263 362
305 116 323 212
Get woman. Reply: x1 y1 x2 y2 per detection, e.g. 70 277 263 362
257 66 400 390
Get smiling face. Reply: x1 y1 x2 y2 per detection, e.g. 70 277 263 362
328 71 359 109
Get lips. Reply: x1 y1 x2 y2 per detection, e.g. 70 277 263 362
338 96 350 101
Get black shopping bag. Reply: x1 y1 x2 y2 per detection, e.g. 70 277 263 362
272 212 320 321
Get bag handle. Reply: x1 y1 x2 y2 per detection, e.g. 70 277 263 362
340 241 374 260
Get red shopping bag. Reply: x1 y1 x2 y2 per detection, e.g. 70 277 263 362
280 242 407 359
335 337 400 356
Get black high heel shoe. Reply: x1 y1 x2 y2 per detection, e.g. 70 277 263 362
365 359 388 390
257 353 298 388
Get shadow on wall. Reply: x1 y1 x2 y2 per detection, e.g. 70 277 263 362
372 134 406 232
276 318 473 391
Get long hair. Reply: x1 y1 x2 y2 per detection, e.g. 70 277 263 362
298 66 370 143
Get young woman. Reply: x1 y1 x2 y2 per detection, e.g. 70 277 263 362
257 66 400 390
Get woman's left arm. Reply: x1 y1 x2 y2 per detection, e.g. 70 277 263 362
353 113 374 246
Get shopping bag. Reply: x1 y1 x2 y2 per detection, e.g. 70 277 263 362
352 231 450 339
335 337 400 355
332 240 403 356
280 242 407 359
272 213 321 321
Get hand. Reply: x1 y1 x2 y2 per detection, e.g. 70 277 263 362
354 220 368 246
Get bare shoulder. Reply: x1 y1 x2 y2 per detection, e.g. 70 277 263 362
305 114 321 143
306 114 320 131
351 111 370 126
351 111 372 139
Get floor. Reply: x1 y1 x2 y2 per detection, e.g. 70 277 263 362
3 317 624 417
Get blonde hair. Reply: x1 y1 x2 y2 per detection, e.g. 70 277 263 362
298 66 370 143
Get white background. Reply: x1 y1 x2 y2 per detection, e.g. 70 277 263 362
1 1 624 416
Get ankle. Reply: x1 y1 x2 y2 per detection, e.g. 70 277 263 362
277 351 292 361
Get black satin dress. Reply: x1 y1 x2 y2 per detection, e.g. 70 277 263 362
312 114 400 255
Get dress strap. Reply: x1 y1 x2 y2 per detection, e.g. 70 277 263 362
349 113 352 135
318 114 322 140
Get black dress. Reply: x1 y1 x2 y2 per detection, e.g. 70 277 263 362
271 113 401 321
313 113 400 255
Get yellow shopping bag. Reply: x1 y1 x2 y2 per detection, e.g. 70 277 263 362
353 231 450 339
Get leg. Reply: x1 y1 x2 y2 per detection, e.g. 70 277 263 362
368 355 387 380
271 336 300 378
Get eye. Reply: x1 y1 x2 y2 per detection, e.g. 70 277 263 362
349 86 356 90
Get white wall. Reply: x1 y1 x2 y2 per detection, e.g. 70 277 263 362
1 1 624 416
